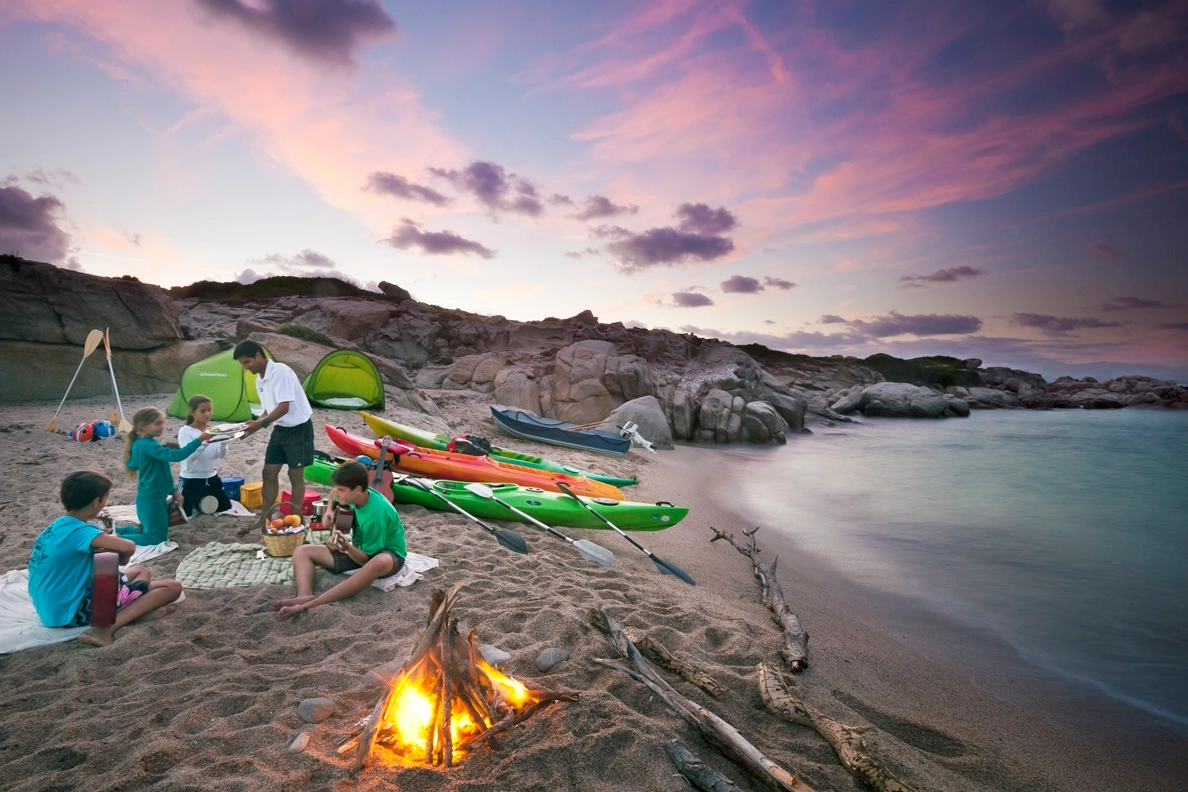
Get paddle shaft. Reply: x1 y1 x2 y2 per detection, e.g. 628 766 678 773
401 477 526 551
485 494 576 544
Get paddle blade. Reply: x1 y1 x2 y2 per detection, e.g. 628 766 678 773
43 416 58 432
652 555 695 585
463 482 494 499
573 539 614 568
83 329 104 357
496 529 530 555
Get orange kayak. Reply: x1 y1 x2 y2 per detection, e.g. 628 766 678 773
324 425 625 501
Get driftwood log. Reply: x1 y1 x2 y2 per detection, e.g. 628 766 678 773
758 663 919 792
710 527 808 671
595 611 815 792
588 610 729 699
664 741 745 792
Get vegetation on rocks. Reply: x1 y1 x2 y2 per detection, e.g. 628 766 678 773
277 323 336 347
168 275 375 302
862 353 981 389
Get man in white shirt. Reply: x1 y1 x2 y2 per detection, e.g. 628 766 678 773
235 340 315 530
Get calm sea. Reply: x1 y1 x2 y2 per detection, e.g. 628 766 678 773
713 408 1188 740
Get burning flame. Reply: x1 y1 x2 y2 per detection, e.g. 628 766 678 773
375 654 543 764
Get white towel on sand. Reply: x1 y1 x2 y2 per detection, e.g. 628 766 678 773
343 552 439 591
0 541 178 655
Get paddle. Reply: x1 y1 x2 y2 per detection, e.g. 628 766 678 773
556 481 695 585
463 482 614 568
401 477 529 555
102 328 132 433
45 328 105 431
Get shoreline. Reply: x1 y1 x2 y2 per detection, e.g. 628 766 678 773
1 394 1186 790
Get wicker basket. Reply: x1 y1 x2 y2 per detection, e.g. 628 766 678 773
261 505 306 557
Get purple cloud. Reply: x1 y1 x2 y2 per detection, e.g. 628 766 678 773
0 185 75 264
764 276 795 290
607 228 734 272
383 219 495 258
254 248 338 271
573 195 639 221
721 275 763 293
364 171 450 207
1013 313 1124 332
1155 321 1188 330
823 310 983 338
590 224 632 239
430 161 542 216
1095 296 1166 311
1088 242 1127 259
549 194 573 205
899 265 986 287
671 291 715 307
675 202 738 235
193 0 396 66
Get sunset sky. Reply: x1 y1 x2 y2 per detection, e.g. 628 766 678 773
2 0 1186 377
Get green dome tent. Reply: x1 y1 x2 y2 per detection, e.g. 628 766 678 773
303 349 385 411
167 347 273 422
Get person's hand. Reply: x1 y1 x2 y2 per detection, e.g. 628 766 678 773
174 491 184 509
197 430 215 442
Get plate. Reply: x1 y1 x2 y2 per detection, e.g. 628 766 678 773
206 431 245 443
211 422 249 434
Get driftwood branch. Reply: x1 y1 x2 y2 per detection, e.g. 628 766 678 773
710 527 808 671
664 741 745 792
757 663 919 792
595 611 815 792
588 610 729 699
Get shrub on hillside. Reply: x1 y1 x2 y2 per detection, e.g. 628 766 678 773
862 353 980 388
168 275 374 302
278 324 336 347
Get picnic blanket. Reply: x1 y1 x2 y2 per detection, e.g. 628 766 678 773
174 540 439 591
0 541 178 655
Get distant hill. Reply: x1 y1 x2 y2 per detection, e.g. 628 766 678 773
168 275 376 302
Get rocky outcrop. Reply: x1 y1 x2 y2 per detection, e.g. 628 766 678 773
1 258 181 349
549 340 653 424
831 382 962 418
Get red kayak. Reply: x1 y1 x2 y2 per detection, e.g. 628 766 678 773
324 425 625 501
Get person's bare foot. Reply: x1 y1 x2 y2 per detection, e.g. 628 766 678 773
276 603 309 620
78 628 115 647
271 595 315 611
133 605 177 623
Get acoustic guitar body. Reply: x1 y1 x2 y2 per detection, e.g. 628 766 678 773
91 552 120 628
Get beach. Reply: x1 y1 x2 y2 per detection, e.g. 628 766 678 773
2 393 1185 791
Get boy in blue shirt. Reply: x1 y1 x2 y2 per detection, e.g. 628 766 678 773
271 461 406 620
29 471 184 647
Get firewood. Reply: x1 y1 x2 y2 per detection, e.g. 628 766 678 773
595 611 814 792
442 619 455 767
757 663 919 792
664 741 745 792
588 610 729 699
710 527 808 671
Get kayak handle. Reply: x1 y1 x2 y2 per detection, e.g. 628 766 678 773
655 501 674 507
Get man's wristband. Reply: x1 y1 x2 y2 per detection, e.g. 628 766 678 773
260 418 270 428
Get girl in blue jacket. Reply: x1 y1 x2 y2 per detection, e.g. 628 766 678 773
117 407 212 545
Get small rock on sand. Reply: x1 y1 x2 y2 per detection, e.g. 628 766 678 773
298 698 336 723
288 733 310 754
535 648 569 672
479 644 511 668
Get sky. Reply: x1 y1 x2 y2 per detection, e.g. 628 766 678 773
2 0 1186 379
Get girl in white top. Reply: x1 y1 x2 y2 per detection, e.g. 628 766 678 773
178 395 234 516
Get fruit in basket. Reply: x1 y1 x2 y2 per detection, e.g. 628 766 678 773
270 518 285 530
283 514 302 527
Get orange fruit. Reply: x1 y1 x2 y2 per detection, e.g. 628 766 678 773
270 518 285 530
283 514 302 527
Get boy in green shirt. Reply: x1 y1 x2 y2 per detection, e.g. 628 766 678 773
273 461 406 620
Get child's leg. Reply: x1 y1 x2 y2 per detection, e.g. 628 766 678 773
270 544 336 613
276 552 396 621
209 476 234 512
180 478 205 516
79 579 182 647
123 564 151 583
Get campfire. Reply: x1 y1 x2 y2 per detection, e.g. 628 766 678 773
340 584 578 769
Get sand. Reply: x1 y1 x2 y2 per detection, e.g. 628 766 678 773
1 392 1185 791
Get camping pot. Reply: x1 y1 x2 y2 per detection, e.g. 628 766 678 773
312 500 327 520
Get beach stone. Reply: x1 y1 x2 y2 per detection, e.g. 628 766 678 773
535 648 569 672
607 395 674 450
287 733 311 754
479 644 511 669
298 698 336 723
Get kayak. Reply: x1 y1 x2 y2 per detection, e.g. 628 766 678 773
359 411 638 488
324 425 625 501
305 456 685 531
491 406 631 456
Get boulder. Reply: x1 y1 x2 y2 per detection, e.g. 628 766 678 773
246 332 333 381
670 389 694 440
966 387 1020 408
551 340 653 424
493 367 541 413
860 382 947 418
368 314 442 364
319 299 391 341
741 400 788 443
0 258 181 349
377 281 412 302
697 389 733 435
758 391 807 432
961 358 982 369
607 395 674 450
0 339 218 403
830 390 864 415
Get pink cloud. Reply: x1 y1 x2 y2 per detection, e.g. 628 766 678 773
7 0 465 232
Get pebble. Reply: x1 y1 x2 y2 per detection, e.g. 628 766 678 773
298 698 336 723
288 733 310 754
479 644 511 669
535 647 569 672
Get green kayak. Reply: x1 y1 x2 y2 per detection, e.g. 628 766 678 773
305 456 683 531
359 411 638 487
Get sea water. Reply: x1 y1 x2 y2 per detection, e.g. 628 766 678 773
714 408 1188 738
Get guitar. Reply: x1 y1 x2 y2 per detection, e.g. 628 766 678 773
327 500 356 551
372 436 396 504
90 552 120 628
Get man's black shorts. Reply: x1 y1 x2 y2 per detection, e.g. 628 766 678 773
264 420 315 467
329 549 404 575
